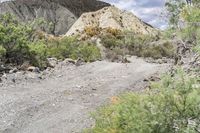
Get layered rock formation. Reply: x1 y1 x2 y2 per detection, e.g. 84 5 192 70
0 0 110 35
66 6 157 36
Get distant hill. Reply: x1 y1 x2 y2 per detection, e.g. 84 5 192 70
66 6 157 36
0 0 110 35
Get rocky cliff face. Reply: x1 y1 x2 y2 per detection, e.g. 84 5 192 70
0 0 110 35
66 6 157 36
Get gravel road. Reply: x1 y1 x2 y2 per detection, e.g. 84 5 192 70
0 57 169 133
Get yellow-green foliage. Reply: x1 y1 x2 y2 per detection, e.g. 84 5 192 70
105 27 122 37
84 26 101 37
181 7 200 23
87 70 200 133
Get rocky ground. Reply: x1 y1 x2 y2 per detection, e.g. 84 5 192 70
0 56 169 133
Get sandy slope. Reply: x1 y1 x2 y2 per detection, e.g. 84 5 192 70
0 57 169 133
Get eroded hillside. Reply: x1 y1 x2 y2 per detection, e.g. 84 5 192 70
66 6 157 36
0 0 110 35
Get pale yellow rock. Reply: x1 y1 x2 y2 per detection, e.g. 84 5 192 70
65 6 158 36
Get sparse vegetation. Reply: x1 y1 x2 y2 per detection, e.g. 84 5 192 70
0 13 101 68
100 32 175 59
84 26 101 37
105 27 122 37
87 70 200 133
86 1 200 133
47 37 101 62
0 0 200 132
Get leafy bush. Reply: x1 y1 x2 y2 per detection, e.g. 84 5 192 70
72 42 101 62
88 70 200 133
0 13 34 65
47 37 78 59
101 35 123 49
47 36 101 62
0 45 6 58
0 13 102 68
29 41 48 68
100 33 175 59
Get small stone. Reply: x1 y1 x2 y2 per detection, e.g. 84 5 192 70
63 58 76 64
9 68 18 74
47 58 58 68
143 78 149 82
92 88 97 91
157 59 163 64
12 78 16 83
75 58 85 66
27 66 40 73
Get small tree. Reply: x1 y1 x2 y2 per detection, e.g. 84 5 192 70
165 0 186 28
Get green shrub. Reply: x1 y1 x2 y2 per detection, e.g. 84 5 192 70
87 70 200 133
105 27 122 37
101 35 123 49
100 33 174 59
47 36 101 62
75 43 101 62
0 45 6 58
47 37 78 59
29 41 48 68
0 13 34 65
0 13 102 67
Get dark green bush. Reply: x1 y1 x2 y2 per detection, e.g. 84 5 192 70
28 41 48 68
87 70 200 133
0 13 34 65
47 37 101 62
72 42 101 62
0 13 102 68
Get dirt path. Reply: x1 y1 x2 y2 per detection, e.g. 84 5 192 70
0 57 169 133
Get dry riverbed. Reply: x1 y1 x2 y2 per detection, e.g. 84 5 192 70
0 57 169 133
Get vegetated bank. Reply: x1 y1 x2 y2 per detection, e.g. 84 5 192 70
0 12 176 74
86 1 200 133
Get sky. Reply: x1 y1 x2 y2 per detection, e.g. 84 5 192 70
103 0 168 29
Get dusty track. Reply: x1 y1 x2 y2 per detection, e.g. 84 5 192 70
0 57 169 133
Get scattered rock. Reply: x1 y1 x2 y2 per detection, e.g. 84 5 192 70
63 58 76 64
48 58 58 68
144 75 160 82
149 76 160 82
11 78 16 83
9 68 18 74
0 64 11 73
27 66 40 73
20 61 30 71
75 58 85 66
157 59 163 64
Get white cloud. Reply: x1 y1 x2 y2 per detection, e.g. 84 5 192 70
103 0 168 29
